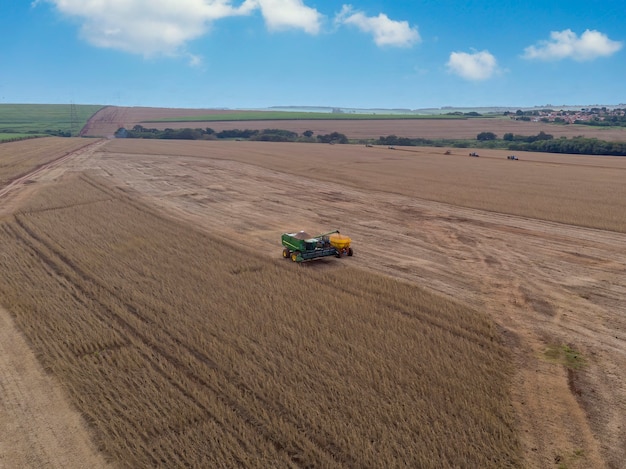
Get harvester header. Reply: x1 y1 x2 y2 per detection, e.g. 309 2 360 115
281 229 353 262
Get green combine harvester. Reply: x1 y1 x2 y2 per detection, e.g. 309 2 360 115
281 230 353 262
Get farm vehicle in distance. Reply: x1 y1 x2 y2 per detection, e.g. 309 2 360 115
282 230 353 263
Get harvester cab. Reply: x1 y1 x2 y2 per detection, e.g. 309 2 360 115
281 229 353 262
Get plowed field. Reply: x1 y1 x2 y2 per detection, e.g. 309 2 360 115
1 137 625 468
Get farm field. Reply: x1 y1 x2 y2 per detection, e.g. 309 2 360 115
101 139 626 233
1 137 626 468
82 105 626 142
0 133 33 142
0 137 97 188
0 103 103 136
0 172 520 468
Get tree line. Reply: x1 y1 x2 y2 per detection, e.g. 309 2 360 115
508 137 626 156
476 130 626 155
378 131 626 156
113 125 626 157
115 126 348 144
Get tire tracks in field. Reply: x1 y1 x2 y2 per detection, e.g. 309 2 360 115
6 215 262 467
0 140 108 223
0 140 105 199
88 152 626 468
8 189 356 468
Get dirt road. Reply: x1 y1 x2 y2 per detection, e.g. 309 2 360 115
0 306 111 469
1 138 625 468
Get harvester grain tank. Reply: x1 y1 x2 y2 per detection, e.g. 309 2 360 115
281 230 353 262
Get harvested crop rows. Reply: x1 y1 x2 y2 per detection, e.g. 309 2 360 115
0 137 93 188
0 173 521 467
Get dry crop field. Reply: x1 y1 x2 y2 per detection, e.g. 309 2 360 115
0 137 93 187
2 137 626 468
101 139 626 233
0 172 519 467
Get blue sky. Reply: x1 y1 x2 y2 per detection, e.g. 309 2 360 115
2 0 625 109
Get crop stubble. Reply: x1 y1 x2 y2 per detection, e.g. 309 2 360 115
100 139 626 233
0 173 521 467
0 137 93 187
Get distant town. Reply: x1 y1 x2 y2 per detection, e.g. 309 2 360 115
506 107 626 124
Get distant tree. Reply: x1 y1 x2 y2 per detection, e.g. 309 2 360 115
176 128 202 140
303 130 314 138
251 129 299 142
216 129 259 139
114 127 129 138
477 132 497 141
503 133 514 141
377 135 414 146
535 131 553 141
317 132 348 144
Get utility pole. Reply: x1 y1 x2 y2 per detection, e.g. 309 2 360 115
70 102 79 136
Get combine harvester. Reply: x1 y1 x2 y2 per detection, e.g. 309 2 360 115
281 230 353 263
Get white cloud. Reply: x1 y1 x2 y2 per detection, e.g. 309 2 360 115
523 29 623 61
187 53 203 67
252 0 323 34
37 0 322 56
446 50 498 81
335 5 420 47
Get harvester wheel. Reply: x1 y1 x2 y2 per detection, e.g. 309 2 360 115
282 248 290 258
291 251 300 262
348 248 353 257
